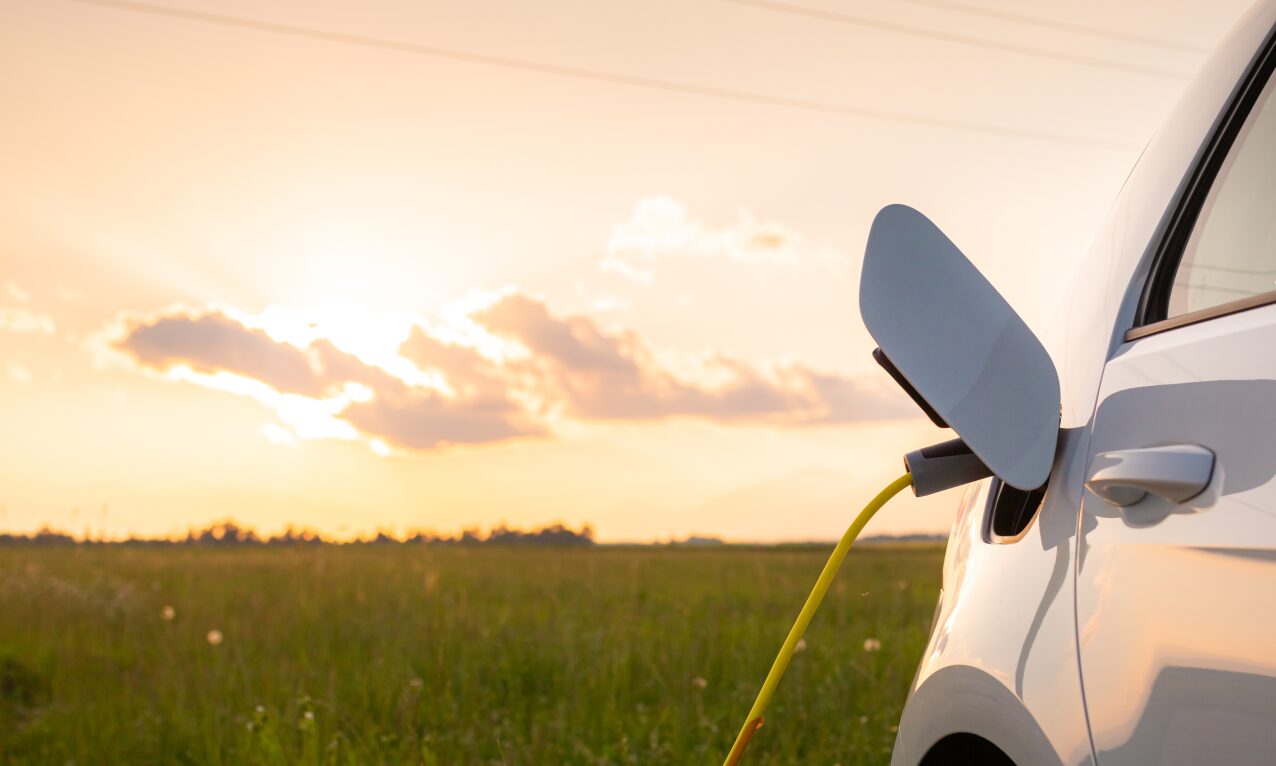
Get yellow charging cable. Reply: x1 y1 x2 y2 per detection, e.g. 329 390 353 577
722 472 914 766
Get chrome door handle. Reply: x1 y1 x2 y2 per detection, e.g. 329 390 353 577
1085 444 1215 507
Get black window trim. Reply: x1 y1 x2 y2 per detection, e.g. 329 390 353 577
1127 24 1276 342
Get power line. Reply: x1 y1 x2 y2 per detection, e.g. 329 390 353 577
890 0 1208 54
70 0 1140 151
721 0 1192 80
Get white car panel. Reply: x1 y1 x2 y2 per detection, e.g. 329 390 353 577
1047 1 1276 428
892 458 1094 765
1076 305 1276 764
891 2 1276 764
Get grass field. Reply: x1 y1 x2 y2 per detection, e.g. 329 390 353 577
0 544 944 765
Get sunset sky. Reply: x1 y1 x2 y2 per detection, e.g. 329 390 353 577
0 0 1252 541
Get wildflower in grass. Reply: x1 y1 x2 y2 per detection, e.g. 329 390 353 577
691 677 708 689
408 677 424 690
206 629 223 646
863 637 881 652
794 638 808 653
860 715 869 725
160 605 175 621
248 704 267 733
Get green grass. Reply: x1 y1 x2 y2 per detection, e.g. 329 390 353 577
0 544 943 765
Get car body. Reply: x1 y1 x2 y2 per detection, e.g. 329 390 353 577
891 3 1276 764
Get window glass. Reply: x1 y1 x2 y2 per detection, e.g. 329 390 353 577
1168 75 1276 318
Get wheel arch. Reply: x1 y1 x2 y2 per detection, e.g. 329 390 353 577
920 732 1016 766
892 665 1063 766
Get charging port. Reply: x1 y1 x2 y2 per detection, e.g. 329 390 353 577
985 478 1046 543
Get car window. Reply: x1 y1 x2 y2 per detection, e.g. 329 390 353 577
1167 75 1276 318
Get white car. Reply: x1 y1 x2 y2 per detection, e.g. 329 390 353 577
864 2 1276 763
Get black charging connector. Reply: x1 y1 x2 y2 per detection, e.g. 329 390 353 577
904 438 993 497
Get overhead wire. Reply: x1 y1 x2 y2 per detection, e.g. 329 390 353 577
889 0 1209 54
70 0 1141 151
721 0 1192 80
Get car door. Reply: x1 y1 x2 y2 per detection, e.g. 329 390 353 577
1075 33 1276 766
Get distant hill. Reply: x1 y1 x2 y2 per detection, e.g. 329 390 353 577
693 467 956 542
860 532 947 543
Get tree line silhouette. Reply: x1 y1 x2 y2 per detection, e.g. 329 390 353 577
0 520 596 547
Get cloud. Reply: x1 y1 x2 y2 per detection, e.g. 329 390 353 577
112 306 542 452
0 307 55 335
4 281 31 303
470 292 910 423
338 333 543 450
116 309 332 397
397 326 509 400
341 392 539 450
108 293 911 454
600 196 806 284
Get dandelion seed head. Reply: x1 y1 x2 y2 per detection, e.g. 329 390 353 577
863 637 881 652
206 629 223 646
408 677 424 690
160 605 175 621
691 676 708 689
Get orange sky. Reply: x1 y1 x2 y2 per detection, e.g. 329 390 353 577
0 0 1251 541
